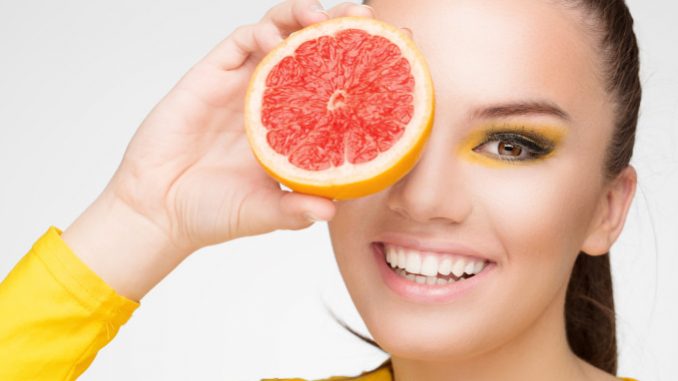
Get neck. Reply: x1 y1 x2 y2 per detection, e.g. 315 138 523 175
390 286 590 381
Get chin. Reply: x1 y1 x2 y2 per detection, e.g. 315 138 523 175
366 314 498 362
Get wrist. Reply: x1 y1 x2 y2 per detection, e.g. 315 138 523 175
62 189 191 301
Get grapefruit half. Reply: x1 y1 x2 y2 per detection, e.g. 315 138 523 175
245 16 434 200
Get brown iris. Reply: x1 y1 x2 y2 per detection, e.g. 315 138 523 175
498 141 523 157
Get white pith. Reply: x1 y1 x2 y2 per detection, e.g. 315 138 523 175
383 243 487 284
245 17 432 186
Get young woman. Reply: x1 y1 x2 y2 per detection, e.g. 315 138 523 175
0 0 641 380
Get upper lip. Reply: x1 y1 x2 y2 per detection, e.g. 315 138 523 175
373 231 495 263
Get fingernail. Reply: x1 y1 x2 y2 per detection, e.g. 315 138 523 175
400 27 413 38
304 212 323 222
361 4 375 13
311 4 328 14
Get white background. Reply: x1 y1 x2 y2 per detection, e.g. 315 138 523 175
0 1 676 380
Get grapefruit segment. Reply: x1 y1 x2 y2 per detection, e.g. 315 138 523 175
245 16 434 200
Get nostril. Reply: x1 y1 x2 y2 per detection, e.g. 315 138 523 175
385 176 473 224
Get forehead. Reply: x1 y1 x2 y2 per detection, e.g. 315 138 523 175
369 0 610 127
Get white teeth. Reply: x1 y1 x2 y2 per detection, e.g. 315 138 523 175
397 249 407 269
386 250 396 267
420 255 439 277
384 244 488 282
438 257 452 276
405 251 422 274
394 267 458 285
464 261 475 275
452 258 466 277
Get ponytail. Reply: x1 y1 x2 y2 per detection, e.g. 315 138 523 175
565 253 617 373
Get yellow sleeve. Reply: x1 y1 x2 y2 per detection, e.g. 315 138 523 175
0 227 139 380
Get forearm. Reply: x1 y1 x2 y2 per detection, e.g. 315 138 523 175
0 227 139 380
62 187 190 302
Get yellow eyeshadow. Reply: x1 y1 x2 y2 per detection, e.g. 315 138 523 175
456 124 568 168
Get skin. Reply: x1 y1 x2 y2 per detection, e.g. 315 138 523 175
329 1 636 380
60 0 636 380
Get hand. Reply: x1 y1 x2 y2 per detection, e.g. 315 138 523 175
114 0 378 250
62 0 376 300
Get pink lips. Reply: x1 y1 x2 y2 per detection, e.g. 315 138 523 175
372 242 496 304
373 232 495 263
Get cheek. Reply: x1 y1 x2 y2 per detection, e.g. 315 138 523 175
327 196 391 328
328 197 374 245
397 163 604 357
325 157 605 360
470 162 602 313
328 195 382 273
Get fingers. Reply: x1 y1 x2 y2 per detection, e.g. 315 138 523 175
324 3 413 39
325 2 374 18
276 191 337 229
202 0 410 71
202 0 328 70
240 189 336 235
324 3 412 39
203 22 282 70
261 0 328 36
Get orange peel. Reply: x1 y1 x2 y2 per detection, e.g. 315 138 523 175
245 16 434 200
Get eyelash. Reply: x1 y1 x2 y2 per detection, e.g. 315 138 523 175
472 130 555 162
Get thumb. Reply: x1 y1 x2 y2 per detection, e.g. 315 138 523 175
239 188 336 235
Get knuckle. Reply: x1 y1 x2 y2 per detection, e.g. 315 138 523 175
291 0 307 14
257 21 276 37
231 23 253 37
261 5 277 22
253 24 274 49
263 0 292 20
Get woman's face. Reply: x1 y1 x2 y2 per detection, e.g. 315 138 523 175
328 0 617 360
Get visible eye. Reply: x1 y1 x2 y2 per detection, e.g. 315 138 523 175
472 132 554 162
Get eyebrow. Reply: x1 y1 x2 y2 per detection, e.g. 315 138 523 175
471 101 571 122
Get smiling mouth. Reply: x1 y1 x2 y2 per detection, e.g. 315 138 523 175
377 242 490 286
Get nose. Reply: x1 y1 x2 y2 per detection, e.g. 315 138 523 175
386 141 473 224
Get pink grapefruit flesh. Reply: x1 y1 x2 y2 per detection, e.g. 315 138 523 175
245 17 434 200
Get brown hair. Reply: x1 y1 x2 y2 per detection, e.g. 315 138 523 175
350 0 641 375
561 0 641 374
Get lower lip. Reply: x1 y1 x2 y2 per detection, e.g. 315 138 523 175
372 243 496 304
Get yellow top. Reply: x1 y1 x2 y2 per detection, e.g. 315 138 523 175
0 227 639 381
267 360 639 381
0 227 138 380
